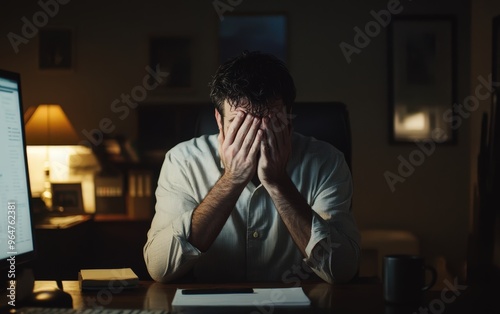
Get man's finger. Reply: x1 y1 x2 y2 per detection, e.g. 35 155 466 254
264 117 277 156
241 117 261 152
249 128 263 159
233 113 255 149
224 110 246 146
218 125 224 143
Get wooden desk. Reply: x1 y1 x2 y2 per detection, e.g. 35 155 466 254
30 279 496 314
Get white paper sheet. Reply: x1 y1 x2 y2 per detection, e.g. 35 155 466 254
171 287 310 307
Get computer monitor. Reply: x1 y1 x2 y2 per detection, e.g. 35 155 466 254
0 69 36 272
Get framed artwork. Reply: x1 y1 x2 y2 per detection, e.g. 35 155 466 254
39 28 73 70
51 183 84 213
149 37 193 91
388 16 457 144
493 15 500 83
218 13 288 64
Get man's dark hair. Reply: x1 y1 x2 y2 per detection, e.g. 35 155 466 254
209 51 296 117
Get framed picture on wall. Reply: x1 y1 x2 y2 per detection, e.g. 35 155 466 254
218 13 288 65
388 16 457 144
493 15 500 83
38 28 74 70
51 183 84 214
149 37 193 91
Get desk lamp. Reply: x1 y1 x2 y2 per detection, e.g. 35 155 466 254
24 104 80 210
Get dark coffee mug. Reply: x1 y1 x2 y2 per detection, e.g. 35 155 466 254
383 255 437 304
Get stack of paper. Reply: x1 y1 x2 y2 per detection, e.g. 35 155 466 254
79 268 139 290
172 287 310 308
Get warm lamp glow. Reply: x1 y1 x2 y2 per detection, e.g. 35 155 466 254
24 104 80 211
25 104 79 145
402 112 427 131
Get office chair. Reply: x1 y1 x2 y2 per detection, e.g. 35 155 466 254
194 102 352 170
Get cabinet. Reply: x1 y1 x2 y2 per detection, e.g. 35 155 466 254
34 215 152 280
34 215 93 280
86 215 152 280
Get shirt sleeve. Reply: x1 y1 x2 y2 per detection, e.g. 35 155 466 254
303 153 360 284
143 151 202 283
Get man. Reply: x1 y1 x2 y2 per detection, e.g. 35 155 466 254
144 51 359 284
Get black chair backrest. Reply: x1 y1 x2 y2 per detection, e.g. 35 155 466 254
194 102 352 170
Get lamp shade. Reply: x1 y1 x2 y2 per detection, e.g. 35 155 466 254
25 104 80 145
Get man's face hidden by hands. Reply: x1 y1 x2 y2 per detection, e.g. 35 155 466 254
215 99 291 137
214 98 293 186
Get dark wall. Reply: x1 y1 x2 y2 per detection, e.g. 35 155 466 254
0 0 472 271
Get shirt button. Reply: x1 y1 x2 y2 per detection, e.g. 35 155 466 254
252 231 259 238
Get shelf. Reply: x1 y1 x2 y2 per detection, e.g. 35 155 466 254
93 213 152 222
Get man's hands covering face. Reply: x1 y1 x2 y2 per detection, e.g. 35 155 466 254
219 109 291 187
258 112 292 187
219 110 263 186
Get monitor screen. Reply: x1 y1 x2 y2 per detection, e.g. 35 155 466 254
0 69 35 270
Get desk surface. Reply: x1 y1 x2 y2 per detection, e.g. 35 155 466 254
26 279 495 314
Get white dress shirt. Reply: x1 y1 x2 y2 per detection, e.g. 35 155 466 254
144 132 360 283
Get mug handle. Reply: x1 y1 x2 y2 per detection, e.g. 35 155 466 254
422 265 437 291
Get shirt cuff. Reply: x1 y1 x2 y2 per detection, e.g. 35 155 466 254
304 211 330 257
172 209 201 259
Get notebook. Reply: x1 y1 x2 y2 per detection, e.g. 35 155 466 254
79 268 139 290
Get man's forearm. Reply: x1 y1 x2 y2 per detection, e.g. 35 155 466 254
266 178 359 284
265 177 313 257
188 174 245 252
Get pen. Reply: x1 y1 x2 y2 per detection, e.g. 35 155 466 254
181 288 254 295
